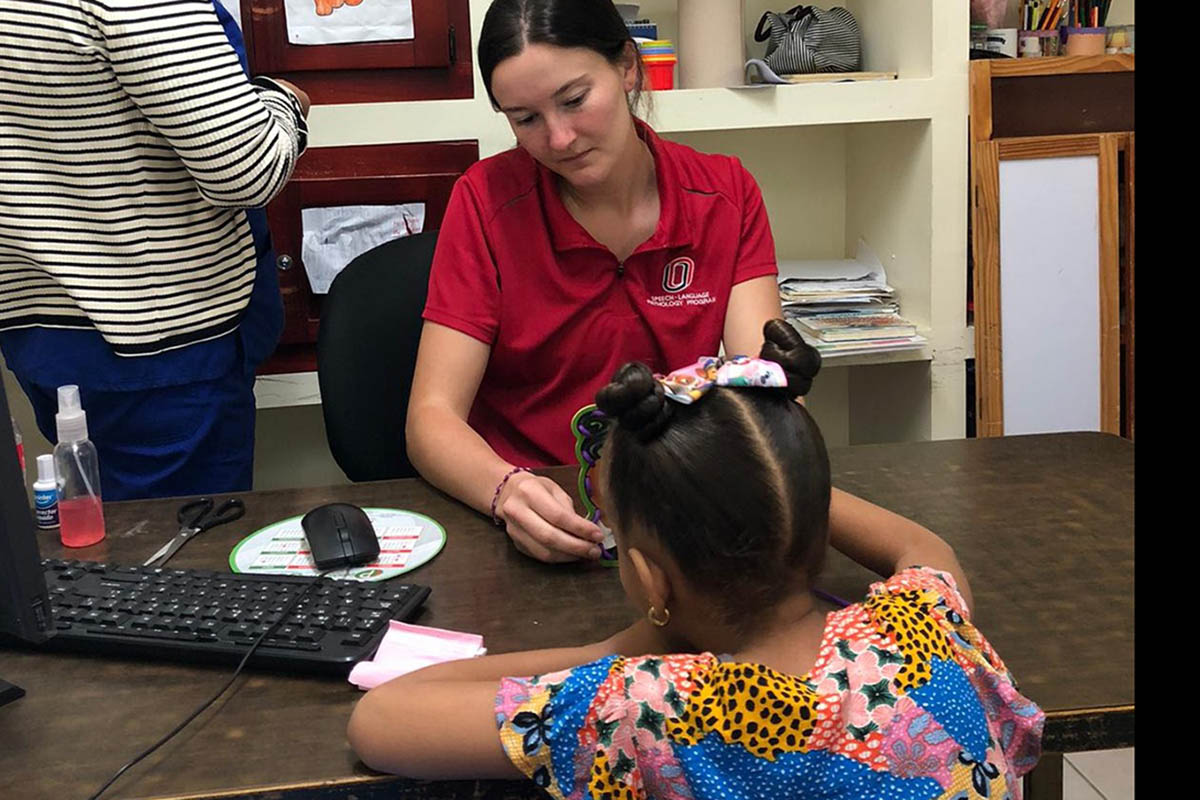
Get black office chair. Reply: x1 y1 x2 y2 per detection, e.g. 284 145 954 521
317 230 438 482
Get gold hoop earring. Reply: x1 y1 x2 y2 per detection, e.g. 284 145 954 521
647 605 670 627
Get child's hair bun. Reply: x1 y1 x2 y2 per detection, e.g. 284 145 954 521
760 319 822 398
595 362 673 442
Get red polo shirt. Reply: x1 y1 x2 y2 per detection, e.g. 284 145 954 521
423 121 778 467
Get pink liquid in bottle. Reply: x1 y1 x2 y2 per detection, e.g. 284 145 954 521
58 495 106 548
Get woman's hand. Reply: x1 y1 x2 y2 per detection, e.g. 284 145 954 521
496 471 606 562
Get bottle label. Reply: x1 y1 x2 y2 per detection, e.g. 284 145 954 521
34 488 59 529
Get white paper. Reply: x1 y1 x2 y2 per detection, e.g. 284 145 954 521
777 239 896 309
349 621 486 689
285 0 414 46
300 203 424 294
777 239 888 284
216 0 242 29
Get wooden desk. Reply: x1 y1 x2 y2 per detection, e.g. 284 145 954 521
0 433 1133 800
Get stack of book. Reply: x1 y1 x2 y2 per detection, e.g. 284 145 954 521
779 241 927 356
790 312 923 355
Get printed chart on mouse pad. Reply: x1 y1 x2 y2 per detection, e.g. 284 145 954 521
229 508 445 582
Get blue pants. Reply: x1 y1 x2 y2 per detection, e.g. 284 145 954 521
19 367 256 502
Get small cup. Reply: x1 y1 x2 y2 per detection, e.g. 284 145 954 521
1064 27 1106 56
1019 29 1061 58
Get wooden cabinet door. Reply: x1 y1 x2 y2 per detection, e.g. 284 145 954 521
241 0 473 103
258 140 479 374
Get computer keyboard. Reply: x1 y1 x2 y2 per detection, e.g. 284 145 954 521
38 559 431 674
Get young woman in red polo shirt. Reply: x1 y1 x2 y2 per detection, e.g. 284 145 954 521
408 0 935 564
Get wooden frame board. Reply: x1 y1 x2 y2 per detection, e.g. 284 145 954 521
971 133 1123 436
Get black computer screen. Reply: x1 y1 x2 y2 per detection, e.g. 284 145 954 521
0 375 52 644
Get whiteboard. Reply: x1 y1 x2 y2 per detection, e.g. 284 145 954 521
999 156 1101 435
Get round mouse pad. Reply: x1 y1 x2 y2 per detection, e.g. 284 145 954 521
229 508 446 582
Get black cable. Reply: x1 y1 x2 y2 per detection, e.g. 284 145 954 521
85 574 327 800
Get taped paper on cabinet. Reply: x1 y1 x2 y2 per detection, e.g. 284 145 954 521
285 0 414 45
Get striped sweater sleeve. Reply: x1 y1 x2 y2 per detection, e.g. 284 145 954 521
91 0 307 209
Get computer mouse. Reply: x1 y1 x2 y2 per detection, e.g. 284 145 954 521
300 503 380 571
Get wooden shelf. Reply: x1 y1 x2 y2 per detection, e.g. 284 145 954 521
986 54 1133 78
817 345 932 369
308 77 940 148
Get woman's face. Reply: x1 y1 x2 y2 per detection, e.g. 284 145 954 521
490 42 639 189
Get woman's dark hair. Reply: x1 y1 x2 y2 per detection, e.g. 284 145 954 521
595 320 829 637
478 0 644 109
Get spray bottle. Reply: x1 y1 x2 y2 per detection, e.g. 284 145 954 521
53 385 105 547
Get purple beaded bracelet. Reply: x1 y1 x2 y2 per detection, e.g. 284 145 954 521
491 467 532 527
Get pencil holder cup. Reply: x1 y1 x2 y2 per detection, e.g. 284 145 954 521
1064 27 1106 56
1019 30 1062 58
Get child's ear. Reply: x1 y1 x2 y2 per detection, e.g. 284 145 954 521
626 546 673 610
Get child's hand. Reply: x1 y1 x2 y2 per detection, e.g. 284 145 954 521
496 472 606 563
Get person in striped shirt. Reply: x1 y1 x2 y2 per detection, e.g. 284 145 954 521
0 0 309 500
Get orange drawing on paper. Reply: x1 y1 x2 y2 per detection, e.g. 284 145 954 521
314 0 364 17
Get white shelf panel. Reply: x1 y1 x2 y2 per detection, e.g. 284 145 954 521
816 345 933 369
306 78 941 150
647 78 938 133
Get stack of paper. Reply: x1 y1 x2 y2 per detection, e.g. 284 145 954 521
779 240 926 356
794 313 918 342
348 621 486 690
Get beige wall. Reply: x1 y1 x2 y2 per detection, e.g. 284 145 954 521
1108 0 1136 24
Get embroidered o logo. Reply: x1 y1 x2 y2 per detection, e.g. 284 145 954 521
662 257 695 293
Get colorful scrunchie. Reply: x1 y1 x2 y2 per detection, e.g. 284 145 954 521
657 355 787 405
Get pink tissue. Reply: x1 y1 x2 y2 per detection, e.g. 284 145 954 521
348 620 487 690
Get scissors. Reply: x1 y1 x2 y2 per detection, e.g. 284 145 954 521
143 497 246 568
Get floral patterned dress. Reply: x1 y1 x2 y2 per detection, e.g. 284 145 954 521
495 567 1044 800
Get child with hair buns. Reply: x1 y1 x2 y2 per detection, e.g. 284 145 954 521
348 320 1044 799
